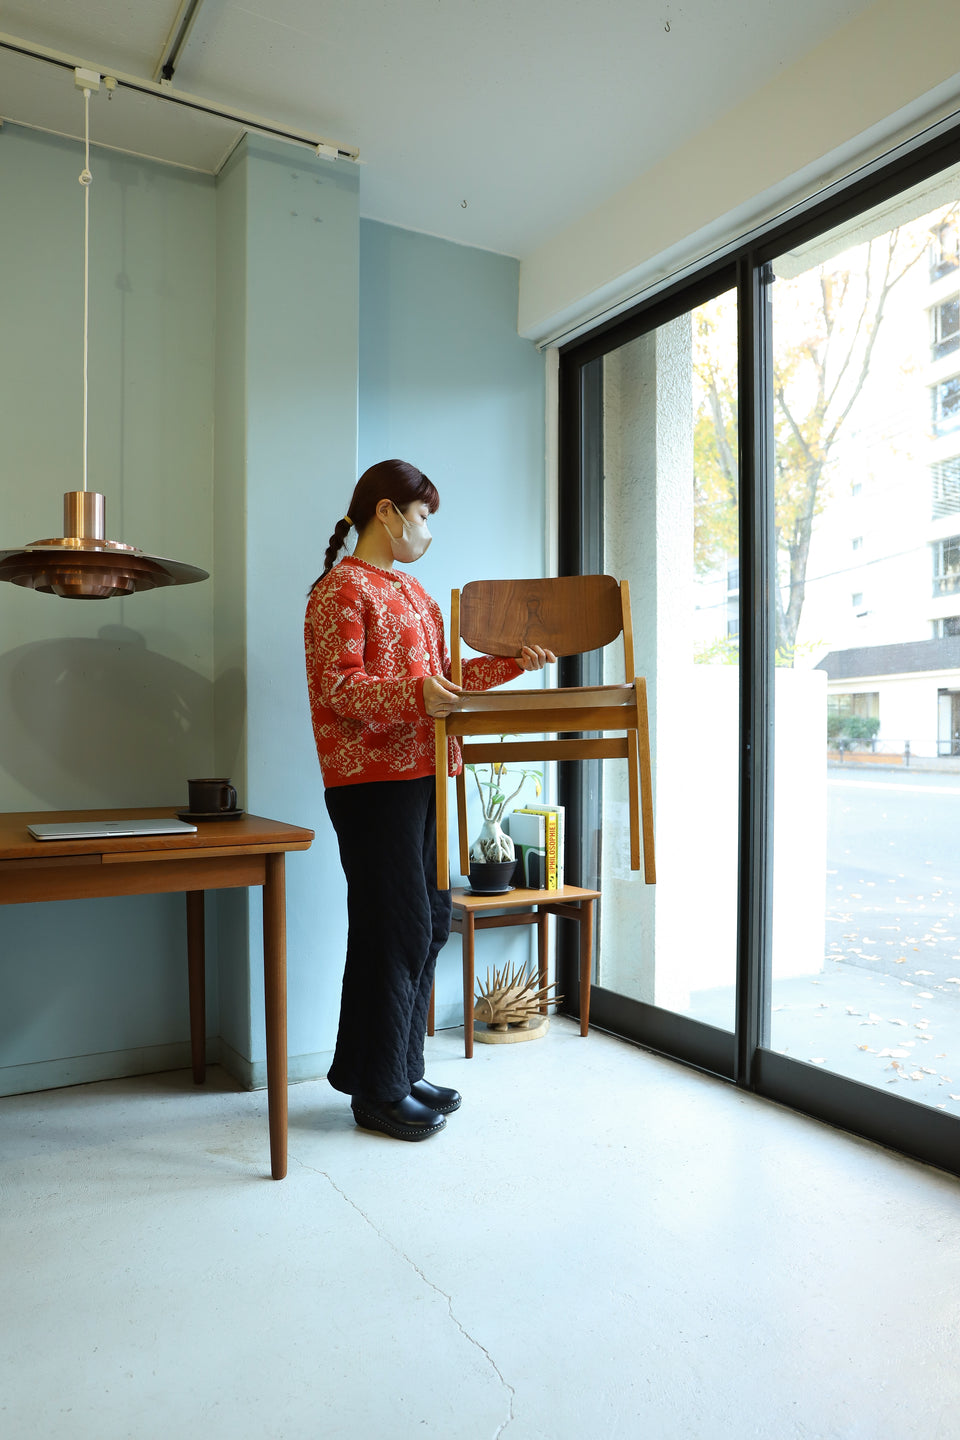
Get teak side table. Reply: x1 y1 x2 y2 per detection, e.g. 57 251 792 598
0 807 314 1179
428 884 601 1057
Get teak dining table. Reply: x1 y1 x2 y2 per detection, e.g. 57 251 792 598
0 807 314 1180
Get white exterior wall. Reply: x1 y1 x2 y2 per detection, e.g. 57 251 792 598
828 671 959 756
771 670 829 981
599 319 824 1016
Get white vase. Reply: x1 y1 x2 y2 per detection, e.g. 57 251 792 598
469 817 515 864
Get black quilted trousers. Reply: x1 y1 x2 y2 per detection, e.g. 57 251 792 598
324 776 452 1101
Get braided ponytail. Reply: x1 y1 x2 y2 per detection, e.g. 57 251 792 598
320 517 353 578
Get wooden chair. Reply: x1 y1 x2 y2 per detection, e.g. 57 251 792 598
435 574 656 888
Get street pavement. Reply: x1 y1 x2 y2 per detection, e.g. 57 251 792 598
694 767 960 1113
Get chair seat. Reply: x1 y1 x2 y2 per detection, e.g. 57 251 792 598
447 683 640 736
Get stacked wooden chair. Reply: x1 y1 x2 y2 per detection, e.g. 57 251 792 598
434 574 656 888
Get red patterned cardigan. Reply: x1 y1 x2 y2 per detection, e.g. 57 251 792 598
305 556 522 788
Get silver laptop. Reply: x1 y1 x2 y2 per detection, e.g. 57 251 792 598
28 818 198 841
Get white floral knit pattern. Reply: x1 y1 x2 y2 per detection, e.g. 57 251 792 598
305 556 521 787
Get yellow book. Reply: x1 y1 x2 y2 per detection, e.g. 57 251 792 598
516 805 564 889
543 811 558 888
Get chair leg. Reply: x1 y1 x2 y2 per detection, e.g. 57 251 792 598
627 727 641 873
635 677 656 884
456 770 470 876
462 913 476 1058
435 721 449 888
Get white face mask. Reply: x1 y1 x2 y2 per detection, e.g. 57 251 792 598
381 501 432 563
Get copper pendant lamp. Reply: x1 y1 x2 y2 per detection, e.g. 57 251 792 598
0 69 209 600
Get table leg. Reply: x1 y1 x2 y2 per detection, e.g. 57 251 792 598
185 891 206 1084
537 908 549 1014
580 898 594 1036
427 981 436 1037
263 852 288 1180
463 912 475 1059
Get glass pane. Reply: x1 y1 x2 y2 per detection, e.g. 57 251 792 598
770 167 960 1116
589 289 739 1028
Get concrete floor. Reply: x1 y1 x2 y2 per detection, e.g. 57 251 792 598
3 1019 960 1440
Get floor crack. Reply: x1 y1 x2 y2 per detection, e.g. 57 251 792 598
290 1152 516 1436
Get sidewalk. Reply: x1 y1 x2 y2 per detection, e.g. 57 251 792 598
691 959 960 1112
829 756 960 774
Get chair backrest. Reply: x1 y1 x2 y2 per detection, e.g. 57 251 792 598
458 575 624 658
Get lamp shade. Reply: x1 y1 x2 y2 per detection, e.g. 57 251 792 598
0 492 209 599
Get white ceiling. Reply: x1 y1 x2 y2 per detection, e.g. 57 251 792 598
1 0 881 257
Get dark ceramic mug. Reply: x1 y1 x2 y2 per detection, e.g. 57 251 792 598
188 778 238 814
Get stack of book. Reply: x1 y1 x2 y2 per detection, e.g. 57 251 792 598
506 805 565 890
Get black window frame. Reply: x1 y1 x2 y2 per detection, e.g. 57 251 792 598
557 115 960 1179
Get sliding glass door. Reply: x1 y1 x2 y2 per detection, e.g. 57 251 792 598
575 288 741 1032
767 171 960 1115
559 132 960 1174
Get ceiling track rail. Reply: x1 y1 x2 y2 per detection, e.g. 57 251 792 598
0 31 360 163
154 0 206 84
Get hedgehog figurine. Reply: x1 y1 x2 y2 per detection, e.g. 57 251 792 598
473 962 562 1031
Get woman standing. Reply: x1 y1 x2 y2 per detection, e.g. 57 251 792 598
305 460 553 1141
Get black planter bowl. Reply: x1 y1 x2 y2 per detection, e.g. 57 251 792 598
466 859 518 895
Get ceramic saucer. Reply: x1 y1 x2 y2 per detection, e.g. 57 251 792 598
177 808 245 822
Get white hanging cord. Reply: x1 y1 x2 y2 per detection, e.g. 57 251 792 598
79 87 92 493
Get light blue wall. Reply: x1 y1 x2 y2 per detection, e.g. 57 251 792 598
0 130 546 1095
212 143 251 1075
357 221 547 1026
216 138 360 1083
0 126 218 1095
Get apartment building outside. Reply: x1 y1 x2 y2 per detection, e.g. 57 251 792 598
695 188 960 760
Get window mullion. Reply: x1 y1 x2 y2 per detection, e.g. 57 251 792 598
735 255 775 1087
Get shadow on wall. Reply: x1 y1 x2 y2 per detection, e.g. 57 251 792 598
0 626 244 809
